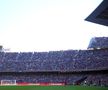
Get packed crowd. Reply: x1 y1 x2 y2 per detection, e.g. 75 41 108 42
0 49 108 72
83 74 108 86
0 36 108 86
88 37 108 49
0 73 84 84
0 72 108 86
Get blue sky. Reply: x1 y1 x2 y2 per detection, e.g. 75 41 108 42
0 0 108 52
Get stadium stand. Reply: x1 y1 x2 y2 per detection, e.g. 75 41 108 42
0 37 108 86
0 49 108 72
88 37 108 49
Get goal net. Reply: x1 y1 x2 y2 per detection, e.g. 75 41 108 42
1 80 16 85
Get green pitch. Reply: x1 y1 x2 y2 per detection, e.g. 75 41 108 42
0 85 108 90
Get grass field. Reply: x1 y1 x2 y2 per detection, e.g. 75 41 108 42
0 85 108 90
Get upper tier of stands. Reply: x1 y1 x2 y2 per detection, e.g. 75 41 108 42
88 37 108 49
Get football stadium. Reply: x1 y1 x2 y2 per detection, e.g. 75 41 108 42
0 37 108 90
0 0 108 90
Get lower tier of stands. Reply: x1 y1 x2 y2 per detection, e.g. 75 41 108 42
0 71 108 86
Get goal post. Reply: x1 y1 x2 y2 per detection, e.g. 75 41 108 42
1 80 16 85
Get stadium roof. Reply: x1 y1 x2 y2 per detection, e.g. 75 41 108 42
85 0 108 26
